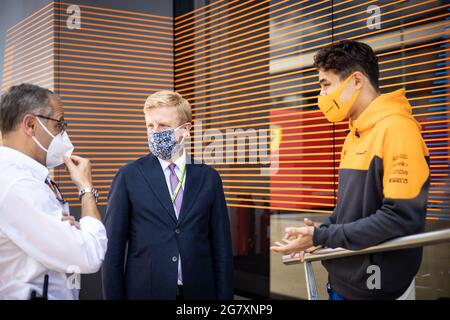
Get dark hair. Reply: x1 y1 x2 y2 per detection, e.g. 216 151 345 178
0 83 53 135
313 40 380 91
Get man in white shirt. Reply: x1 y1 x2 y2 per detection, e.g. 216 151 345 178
0 83 107 300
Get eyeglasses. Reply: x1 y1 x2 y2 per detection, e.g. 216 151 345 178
35 114 68 133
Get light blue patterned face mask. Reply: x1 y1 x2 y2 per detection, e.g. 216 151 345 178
148 124 187 161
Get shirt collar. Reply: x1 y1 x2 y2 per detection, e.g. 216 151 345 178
157 149 187 171
0 146 49 182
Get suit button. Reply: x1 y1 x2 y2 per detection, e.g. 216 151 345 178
172 256 178 262
175 228 181 234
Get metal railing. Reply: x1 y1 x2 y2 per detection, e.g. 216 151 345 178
282 229 450 300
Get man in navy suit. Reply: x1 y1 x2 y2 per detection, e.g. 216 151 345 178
102 90 233 300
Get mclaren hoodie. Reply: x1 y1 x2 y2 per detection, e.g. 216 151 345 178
313 89 430 299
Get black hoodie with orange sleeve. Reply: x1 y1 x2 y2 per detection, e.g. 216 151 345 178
313 89 430 300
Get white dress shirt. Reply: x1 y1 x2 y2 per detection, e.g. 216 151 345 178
157 150 186 285
0 146 107 300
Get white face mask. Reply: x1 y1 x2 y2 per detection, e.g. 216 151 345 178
32 117 74 168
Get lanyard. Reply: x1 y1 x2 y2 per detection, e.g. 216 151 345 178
46 178 66 204
171 164 186 203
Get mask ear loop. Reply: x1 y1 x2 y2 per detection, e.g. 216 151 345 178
334 73 357 98
32 117 56 153
32 136 49 153
175 123 190 143
35 116 56 139
341 73 361 106
179 130 189 145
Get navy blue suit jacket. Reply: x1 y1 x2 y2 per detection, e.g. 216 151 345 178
101 154 233 300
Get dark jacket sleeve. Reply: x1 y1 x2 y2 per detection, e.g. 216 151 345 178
209 170 234 299
102 168 131 299
320 210 337 228
313 120 430 250
313 192 428 250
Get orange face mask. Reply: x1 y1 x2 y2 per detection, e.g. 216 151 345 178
317 74 361 122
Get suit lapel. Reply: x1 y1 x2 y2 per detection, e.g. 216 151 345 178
178 162 205 225
137 154 178 224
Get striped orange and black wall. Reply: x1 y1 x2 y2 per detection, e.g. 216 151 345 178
174 0 450 221
1 2 174 206
2 0 449 220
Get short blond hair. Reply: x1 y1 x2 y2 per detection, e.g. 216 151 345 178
144 90 192 124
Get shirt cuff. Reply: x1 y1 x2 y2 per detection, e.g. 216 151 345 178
313 226 329 247
79 216 106 236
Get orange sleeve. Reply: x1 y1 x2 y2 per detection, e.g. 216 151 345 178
382 119 429 199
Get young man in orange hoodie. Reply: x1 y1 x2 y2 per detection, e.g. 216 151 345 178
271 40 430 300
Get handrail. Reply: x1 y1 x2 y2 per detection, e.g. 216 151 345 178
283 229 450 265
281 229 450 300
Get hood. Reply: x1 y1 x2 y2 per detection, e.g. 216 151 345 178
348 89 421 137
